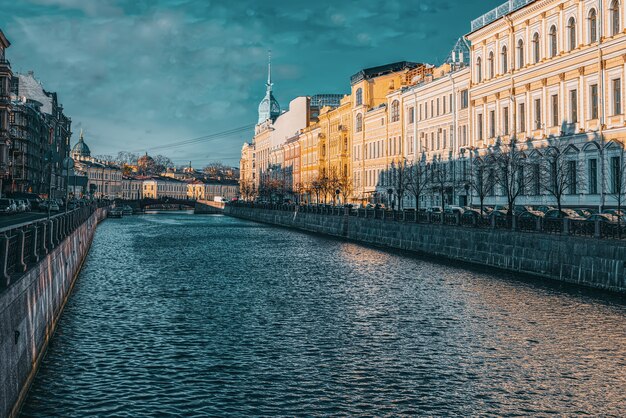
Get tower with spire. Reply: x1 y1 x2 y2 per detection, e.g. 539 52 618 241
257 50 281 125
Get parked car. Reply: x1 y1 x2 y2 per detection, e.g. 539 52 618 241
0 198 16 215
587 213 619 224
15 200 27 213
534 205 555 214
40 200 60 212
544 209 586 220
573 208 595 218
444 206 465 215
518 210 545 219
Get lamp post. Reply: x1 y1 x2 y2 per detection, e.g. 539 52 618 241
44 150 54 222
63 157 74 213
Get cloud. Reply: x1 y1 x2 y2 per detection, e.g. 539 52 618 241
1 0 504 167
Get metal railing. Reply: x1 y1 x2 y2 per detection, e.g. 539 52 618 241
471 0 536 32
0 201 109 290
228 202 626 241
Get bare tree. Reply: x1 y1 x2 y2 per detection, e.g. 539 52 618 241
389 159 409 210
336 169 353 205
430 158 453 211
406 159 429 212
203 161 226 177
540 140 585 213
471 157 496 215
494 138 533 218
153 155 174 172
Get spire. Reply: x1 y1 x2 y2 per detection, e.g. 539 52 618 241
79 128 84 142
257 49 280 125
266 50 273 92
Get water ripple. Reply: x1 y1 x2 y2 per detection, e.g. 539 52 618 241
20 212 626 417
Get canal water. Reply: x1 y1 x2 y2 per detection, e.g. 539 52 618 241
20 212 626 416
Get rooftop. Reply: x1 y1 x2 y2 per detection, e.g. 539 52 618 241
470 0 537 33
350 61 422 85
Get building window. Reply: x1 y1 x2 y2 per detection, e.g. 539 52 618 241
477 114 483 140
611 156 622 193
437 98 440 116
549 25 558 57
356 113 363 132
568 160 578 194
503 107 509 135
551 94 559 126
613 78 622 115
519 103 526 132
501 46 508 73
460 90 469 109
589 9 598 43
532 32 540 63
391 100 400 122
443 96 447 114
408 106 415 124
570 89 578 123
488 51 494 78
611 0 621 36
476 57 482 83
589 158 598 194
517 39 524 68
534 98 542 130
489 110 495 138
356 88 363 106
590 84 599 119
567 17 577 51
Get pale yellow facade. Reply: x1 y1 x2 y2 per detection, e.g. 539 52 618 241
468 0 626 208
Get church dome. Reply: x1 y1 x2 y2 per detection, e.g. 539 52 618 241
71 130 91 159
137 152 154 168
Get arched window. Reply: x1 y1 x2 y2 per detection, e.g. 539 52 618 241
517 39 525 68
488 51 494 78
390 100 400 122
611 0 621 36
532 32 540 63
567 17 577 51
549 25 558 57
355 88 363 106
476 57 482 83
501 46 508 73
356 113 363 133
588 9 598 43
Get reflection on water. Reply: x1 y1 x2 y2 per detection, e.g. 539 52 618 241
20 213 626 416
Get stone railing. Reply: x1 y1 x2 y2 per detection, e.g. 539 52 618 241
0 202 109 290
228 202 626 240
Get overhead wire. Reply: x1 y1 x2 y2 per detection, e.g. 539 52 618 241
130 123 255 153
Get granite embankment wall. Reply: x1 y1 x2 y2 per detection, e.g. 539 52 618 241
225 206 626 294
0 208 108 418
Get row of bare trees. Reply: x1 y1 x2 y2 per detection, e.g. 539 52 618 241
383 138 626 221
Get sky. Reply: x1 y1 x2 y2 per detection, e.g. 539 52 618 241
1 0 503 167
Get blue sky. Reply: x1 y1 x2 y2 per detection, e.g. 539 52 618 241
1 0 503 167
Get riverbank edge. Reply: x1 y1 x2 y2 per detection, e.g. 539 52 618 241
224 206 626 294
0 207 108 418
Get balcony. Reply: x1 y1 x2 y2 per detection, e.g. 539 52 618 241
470 0 536 32
0 58 11 74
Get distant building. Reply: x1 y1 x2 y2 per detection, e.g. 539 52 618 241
71 132 122 198
10 71 72 198
142 176 187 200
0 29 11 196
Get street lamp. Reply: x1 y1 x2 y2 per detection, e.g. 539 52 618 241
63 156 74 213
44 150 54 222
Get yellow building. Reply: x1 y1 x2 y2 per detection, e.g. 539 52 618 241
467 0 626 209
350 62 425 204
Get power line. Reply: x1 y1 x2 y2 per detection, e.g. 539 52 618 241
130 124 255 153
